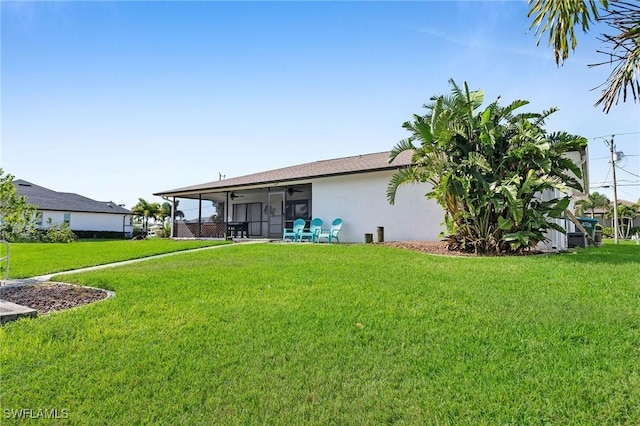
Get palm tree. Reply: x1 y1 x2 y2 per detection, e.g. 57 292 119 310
159 202 172 225
528 0 640 112
158 200 185 223
606 202 639 238
174 200 185 220
576 191 610 217
131 198 161 233
387 79 587 254
617 204 639 238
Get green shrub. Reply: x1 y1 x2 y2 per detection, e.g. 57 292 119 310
602 226 614 238
41 221 78 243
158 223 171 238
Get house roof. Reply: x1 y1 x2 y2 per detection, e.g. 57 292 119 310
13 180 131 214
154 150 413 197
590 199 639 214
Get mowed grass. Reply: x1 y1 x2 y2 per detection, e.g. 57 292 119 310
2 239 230 278
1 242 639 424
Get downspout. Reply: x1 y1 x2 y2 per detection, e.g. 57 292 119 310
161 195 175 238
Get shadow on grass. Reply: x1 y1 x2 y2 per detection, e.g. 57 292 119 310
559 240 640 266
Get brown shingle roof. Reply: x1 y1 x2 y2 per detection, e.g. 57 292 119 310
154 151 412 196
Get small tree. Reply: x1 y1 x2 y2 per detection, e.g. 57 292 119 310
158 200 184 224
159 202 172 225
0 169 37 242
387 80 587 254
131 198 161 234
616 204 639 239
576 191 610 217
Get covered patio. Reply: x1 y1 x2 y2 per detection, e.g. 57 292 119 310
154 151 443 243
162 184 313 239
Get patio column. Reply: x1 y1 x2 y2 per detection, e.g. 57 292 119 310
171 196 176 238
198 194 202 238
225 191 230 237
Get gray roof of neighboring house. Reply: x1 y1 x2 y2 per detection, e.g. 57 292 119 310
590 199 638 214
154 150 412 196
13 180 131 214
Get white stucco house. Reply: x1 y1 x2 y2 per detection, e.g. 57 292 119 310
154 148 590 251
14 179 134 238
542 148 591 250
154 151 444 242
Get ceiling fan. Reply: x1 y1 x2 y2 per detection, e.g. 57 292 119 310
287 187 303 196
229 192 244 200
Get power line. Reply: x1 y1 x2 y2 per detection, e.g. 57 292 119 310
590 132 640 139
617 166 640 179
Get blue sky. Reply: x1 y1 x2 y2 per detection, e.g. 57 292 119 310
2 1 638 210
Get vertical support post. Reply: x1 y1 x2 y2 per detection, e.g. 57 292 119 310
198 194 202 238
609 135 619 244
225 191 230 240
171 196 176 238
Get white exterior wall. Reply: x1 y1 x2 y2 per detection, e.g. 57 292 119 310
39 210 132 233
537 189 570 251
311 171 444 242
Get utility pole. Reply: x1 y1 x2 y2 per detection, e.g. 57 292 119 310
609 135 620 244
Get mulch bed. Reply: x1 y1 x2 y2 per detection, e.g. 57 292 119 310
382 240 550 257
382 240 476 256
0 283 109 315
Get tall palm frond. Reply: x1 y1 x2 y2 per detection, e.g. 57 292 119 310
528 0 606 64
590 0 640 112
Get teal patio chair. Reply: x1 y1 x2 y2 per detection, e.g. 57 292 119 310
299 218 323 242
316 218 343 243
282 218 306 242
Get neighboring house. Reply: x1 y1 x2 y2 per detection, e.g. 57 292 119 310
588 199 640 229
154 151 444 242
154 148 589 250
14 179 133 237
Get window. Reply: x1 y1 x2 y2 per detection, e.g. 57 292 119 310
63 213 71 225
284 200 310 230
285 200 309 221
35 212 43 227
232 202 263 236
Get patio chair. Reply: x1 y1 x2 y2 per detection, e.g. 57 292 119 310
282 218 306 242
316 218 343 243
299 218 323 242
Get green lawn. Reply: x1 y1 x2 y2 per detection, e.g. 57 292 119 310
2 239 230 279
1 241 639 424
